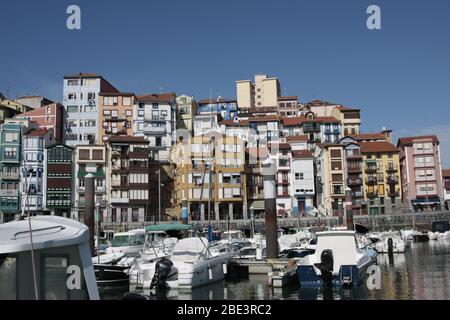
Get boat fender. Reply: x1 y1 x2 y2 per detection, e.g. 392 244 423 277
209 268 213 280
222 263 227 275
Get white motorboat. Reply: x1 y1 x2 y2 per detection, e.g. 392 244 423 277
128 231 178 288
428 231 439 240
297 231 374 287
151 237 233 289
438 231 450 239
0 216 99 300
92 229 146 284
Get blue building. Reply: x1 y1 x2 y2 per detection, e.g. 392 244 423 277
197 98 238 120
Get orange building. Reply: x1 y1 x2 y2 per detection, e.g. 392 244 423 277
98 92 135 144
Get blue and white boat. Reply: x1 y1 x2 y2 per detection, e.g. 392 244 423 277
297 230 374 287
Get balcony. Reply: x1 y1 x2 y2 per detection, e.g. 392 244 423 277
388 190 400 198
365 166 377 173
143 126 167 135
277 179 290 185
0 189 19 197
366 176 377 185
149 144 168 150
111 198 129 204
347 166 362 173
277 192 290 197
303 124 321 133
347 178 362 186
0 172 20 180
387 175 399 184
95 186 106 193
386 164 398 172
104 115 127 121
367 191 378 198
352 191 364 198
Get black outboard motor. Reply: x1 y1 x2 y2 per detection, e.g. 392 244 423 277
150 258 174 291
387 237 394 255
314 249 334 287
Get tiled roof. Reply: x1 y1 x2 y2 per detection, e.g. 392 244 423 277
107 136 148 143
220 119 250 126
349 133 385 141
398 135 439 146
292 150 314 159
359 141 399 153
287 135 308 142
136 93 176 103
198 98 236 104
26 128 49 137
249 115 281 122
282 117 302 126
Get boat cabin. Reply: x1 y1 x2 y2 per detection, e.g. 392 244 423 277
0 216 99 300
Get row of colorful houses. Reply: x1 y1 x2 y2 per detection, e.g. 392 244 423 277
0 73 448 223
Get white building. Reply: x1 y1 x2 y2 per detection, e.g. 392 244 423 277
291 150 315 216
134 93 176 163
21 128 55 214
193 113 222 137
63 73 119 146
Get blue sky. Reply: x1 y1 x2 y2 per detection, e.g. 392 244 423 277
1 0 449 166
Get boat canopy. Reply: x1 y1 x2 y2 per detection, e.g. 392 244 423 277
145 223 193 232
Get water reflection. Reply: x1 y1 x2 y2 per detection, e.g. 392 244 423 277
101 240 450 300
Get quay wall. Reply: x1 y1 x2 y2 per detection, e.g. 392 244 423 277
101 211 450 233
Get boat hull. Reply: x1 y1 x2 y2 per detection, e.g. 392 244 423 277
297 261 373 287
94 264 129 284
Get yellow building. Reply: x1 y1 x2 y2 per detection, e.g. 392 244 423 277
360 141 402 215
0 94 32 123
170 134 247 222
98 92 135 144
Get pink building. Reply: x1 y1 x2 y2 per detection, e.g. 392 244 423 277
15 103 64 143
398 135 444 211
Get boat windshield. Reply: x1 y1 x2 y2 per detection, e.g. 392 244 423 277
111 234 145 247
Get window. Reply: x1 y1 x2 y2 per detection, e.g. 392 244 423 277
138 110 144 117
132 208 139 222
92 150 103 160
88 93 96 100
123 97 132 106
295 173 304 180
152 111 159 120
85 120 96 127
67 106 78 113
104 96 118 106
68 93 76 100
103 110 111 116
84 105 96 112
83 79 97 86
4 132 18 142
4 147 17 159
79 150 90 160
125 110 132 116
152 103 158 109
67 80 79 86
41 256 69 300
0 255 17 300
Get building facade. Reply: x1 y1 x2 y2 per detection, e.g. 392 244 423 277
134 93 176 163
236 74 280 109
443 170 450 210
15 103 64 143
63 73 119 146
21 128 55 215
175 95 197 138
44 144 74 217
98 92 135 143
15 95 54 110
73 145 107 222
106 136 150 223
359 141 402 215
398 135 444 211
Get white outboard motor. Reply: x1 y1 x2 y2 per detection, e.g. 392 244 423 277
255 234 263 260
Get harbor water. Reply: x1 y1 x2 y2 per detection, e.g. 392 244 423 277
100 239 450 300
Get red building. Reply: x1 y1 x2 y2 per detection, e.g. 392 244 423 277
16 103 64 143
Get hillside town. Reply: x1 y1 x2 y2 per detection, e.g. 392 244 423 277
0 73 449 225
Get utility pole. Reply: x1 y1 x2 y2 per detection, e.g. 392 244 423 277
158 168 161 222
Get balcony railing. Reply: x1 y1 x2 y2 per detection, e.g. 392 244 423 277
303 124 321 133
388 191 400 198
347 178 362 186
367 191 378 198
386 164 398 172
366 177 377 185
111 198 129 204
387 175 399 184
352 191 364 198
104 115 127 121
348 166 362 173
0 189 19 196
143 126 167 135
0 172 20 179
365 166 377 173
